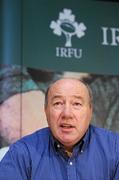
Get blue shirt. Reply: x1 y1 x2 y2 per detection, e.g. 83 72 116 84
0 125 119 180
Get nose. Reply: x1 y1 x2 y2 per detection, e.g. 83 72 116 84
61 104 72 119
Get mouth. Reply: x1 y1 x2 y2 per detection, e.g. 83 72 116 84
60 124 74 128
60 124 75 132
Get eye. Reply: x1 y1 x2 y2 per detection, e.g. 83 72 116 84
72 102 82 108
54 102 62 105
53 101 64 108
73 102 81 106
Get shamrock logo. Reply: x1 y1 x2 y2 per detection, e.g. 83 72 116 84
50 9 87 47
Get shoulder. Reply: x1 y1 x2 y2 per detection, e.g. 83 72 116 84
9 127 51 156
21 127 50 141
0 128 51 177
89 124 119 152
90 124 119 137
19 127 51 147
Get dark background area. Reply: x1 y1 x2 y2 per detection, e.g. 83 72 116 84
97 0 119 2
98 0 119 2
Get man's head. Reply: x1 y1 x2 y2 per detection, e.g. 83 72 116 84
45 78 93 150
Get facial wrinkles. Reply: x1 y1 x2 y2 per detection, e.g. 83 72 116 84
50 85 90 107
60 98 90 127
47 79 91 119
45 80 93 148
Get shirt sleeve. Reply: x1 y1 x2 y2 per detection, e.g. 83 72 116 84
113 134 119 180
0 141 31 180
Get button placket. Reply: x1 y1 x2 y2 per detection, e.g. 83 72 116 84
67 158 77 180
69 161 73 165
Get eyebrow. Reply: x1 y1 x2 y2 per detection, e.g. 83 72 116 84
72 95 83 100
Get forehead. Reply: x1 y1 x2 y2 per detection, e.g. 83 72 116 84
48 79 89 99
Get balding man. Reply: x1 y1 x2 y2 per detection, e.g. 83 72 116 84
0 78 119 180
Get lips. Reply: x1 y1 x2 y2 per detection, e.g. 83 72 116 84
60 124 74 129
59 123 75 133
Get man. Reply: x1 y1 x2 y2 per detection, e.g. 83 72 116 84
0 78 119 179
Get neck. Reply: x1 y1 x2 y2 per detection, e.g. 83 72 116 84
64 146 73 157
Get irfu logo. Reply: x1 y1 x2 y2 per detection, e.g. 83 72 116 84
50 9 87 47
102 27 119 46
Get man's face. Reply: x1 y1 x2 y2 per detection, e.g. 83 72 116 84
45 79 92 149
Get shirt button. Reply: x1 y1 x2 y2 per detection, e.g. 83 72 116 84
69 162 73 165
57 144 60 148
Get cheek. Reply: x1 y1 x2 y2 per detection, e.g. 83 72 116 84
78 107 92 118
46 109 60 125
75 109 92 126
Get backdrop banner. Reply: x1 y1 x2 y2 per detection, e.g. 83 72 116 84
23 0 119 75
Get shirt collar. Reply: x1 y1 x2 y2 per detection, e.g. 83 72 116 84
81 125 90 152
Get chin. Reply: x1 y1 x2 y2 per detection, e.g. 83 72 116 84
60 139 74 146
